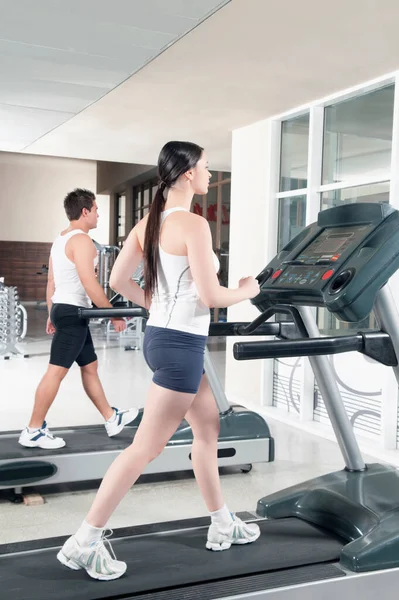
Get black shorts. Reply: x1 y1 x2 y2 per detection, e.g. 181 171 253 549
49 303 97 369
143 326 207 394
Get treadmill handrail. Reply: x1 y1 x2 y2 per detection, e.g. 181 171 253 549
79 307 148 319
233 331 397 366
209 321 279 337
234 334 363 360
236 304 308 337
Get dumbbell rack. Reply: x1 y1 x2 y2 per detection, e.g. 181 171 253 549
0 283 29 359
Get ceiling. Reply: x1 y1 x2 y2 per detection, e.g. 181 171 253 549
0 0 229 151
3 0 399 169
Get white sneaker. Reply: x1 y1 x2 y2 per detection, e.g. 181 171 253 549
206 514 261 551
57 530 127 581
18 421 66 449
105 406 139 437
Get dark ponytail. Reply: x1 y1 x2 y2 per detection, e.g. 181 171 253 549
144 141 203 302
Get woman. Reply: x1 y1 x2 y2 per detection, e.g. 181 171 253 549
57 141 261 581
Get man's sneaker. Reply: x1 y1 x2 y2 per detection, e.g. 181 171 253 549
105 406 139 437
57 530 126 581
18 421 66 449
206 514 261 551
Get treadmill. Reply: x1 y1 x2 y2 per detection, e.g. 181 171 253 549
0 313 274 503
2 201 399 599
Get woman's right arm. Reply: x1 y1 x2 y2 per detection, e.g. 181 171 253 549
109 227 147 308
186 215 259 308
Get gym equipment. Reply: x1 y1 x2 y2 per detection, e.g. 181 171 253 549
3 202 399 598
0 307 273 501
93 242 120 300
0 283 28 359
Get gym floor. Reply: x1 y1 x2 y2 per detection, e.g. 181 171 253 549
0 305 376 545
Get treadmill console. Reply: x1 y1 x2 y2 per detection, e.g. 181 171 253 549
253 203 399 321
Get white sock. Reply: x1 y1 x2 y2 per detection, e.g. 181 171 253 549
75 520 103 547
106 409 117 423
27 427 40 433
210 504 233 527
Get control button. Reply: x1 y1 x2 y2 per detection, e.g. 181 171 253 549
272 269 283 280
331 255 340 261
316 259 332 265
282 259 303 265
322 269 334 281
299 279 307 284
257 267 273 286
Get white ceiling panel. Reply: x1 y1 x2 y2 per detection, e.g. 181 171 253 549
24 0 399 170
0 14 174 58
0 0 230 151
0 104 74 141
0 54 128 89
0 39 135 75
0 77 111 113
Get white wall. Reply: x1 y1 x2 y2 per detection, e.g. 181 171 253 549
0 152 110 244
227 113 399 460
225 119 279 406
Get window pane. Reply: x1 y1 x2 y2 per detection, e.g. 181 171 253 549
143 186 150 207
206 186 218 248
117 194 126 238
321 182 390 211
322 84 395 184
280 113 310 192
277 195 307 251
209 170 219 183
219 181 231 288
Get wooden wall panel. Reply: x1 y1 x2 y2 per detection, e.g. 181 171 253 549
0 241 52 301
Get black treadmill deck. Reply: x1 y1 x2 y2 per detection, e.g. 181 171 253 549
0 516 345 600
0 425 136 459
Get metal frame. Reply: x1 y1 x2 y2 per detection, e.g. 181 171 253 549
0 438 270 490
222 567 399 599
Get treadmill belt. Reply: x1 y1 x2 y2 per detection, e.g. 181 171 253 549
126 564 344 600
0 426 136 459
0 518 344 600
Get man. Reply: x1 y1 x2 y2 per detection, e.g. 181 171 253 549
19 188 138 449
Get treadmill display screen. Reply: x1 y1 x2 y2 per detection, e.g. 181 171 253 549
297 224 372 262
315 237 349 253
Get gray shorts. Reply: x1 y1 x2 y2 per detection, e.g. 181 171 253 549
143 326 207 394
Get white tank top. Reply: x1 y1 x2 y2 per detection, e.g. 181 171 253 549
51 229 95 308
147 207 220 336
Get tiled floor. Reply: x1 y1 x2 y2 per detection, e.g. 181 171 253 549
0 305 377 544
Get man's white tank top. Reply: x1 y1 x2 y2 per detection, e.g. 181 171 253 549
147 207 220 336
51 229 95 308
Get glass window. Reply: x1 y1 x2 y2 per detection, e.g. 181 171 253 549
321 182 390 210
277 195 307 251
205 186 218 248
280 113 310 192
143 186 150 208
219 181 231 288
322 84 395 184
117 194 126 239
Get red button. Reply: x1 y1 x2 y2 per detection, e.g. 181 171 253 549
322 269 334 281
272 269 282 280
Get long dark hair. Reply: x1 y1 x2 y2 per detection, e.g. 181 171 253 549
144 141 203 301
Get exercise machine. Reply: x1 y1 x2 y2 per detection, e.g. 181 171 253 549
0 308 273 501
2 202 399 598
